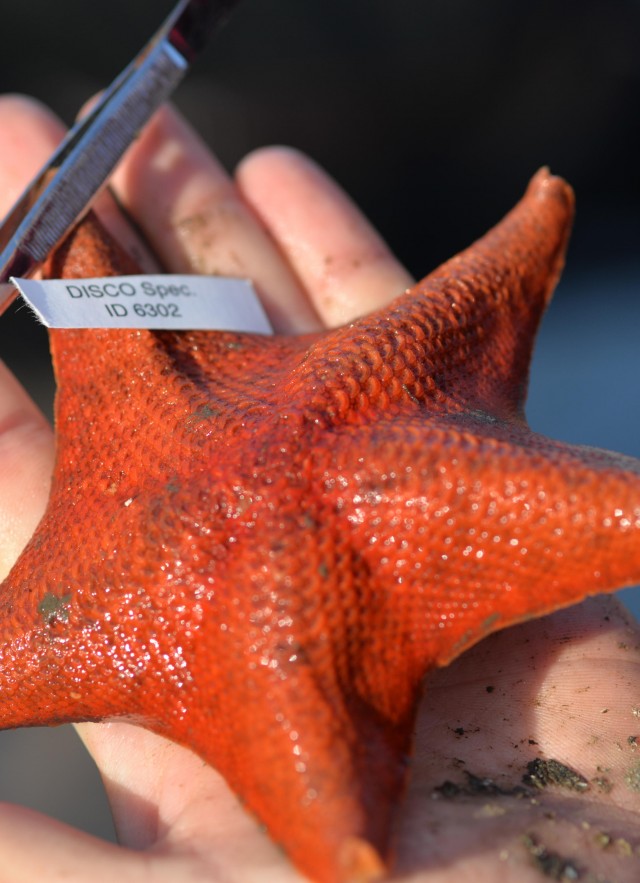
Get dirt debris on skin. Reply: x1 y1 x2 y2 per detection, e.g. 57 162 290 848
591 831 634 856
524 759 590 793
521 831 630 882
432 770 530 800
433 757 590 802
591 775 614 795
400 601 640 882
522 833 584 880
427 761 640 881
623 760 640 791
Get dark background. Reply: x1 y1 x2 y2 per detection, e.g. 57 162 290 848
0 0 638 848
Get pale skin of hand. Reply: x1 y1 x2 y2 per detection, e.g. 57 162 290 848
0 95 638 883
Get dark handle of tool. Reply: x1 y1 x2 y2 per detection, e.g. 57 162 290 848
169 0 243 62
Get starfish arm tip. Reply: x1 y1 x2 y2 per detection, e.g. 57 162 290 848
529 165 575 213
338 837 387 882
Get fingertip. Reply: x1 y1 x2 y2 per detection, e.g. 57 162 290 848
0 94 65 216
110 109 319 332
235 145 346 219
111 103 218 205
0 93 65 144
236 145 414 327
0 801 138 881
236 144 312 185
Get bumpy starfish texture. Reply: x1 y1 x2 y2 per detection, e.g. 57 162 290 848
1 169 639 882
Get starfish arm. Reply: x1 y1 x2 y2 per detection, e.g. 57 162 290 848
42 216 319 506
0 444 398 882
281 169 574 425
164 511 398 882
317 416 640 679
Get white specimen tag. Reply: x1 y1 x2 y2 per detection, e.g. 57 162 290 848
11 275 273 334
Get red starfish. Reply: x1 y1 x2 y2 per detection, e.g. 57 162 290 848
0 169 639 883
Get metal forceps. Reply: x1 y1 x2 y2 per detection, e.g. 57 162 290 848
0 0 241 315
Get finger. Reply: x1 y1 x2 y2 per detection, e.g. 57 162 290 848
0 363 53 578
0 97 59 575
110 105 321 333
0 94 157 274
236 146 415 327
0 804 143 883
75 723 304 882
0 796 304 883
0 94 64 213
74 723 215 849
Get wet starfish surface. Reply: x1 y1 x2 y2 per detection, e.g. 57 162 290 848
0 169 640 882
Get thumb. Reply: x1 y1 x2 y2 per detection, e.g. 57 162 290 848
75 722 304 881
0 803 144 883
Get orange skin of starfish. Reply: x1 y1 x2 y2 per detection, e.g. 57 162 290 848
0 169 639 882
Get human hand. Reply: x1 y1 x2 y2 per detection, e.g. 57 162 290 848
0 94 639 883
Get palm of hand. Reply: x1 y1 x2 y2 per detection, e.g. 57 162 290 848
0 95 638 882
